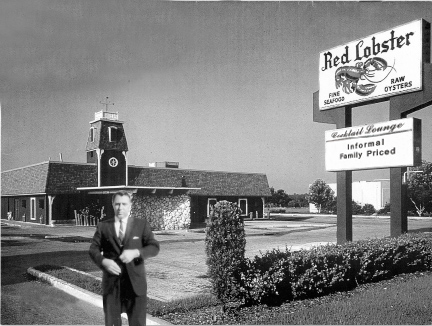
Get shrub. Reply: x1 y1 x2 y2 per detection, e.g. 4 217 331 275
231 233 432 306
377 202 391 215
352 201 363 215
205 201 246 306
322 201 375 216
323 197 337 214
238 249 292 306
289 245 358 299
362 203 376 215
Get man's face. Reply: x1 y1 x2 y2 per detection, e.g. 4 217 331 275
112 195 132 220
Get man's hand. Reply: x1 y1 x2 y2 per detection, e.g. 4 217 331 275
101 258 121 275
119 249 140 264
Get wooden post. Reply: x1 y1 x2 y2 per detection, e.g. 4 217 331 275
48 195 56 226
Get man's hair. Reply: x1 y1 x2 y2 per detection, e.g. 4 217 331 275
112 190 133 204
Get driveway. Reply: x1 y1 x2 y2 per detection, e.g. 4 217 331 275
1 223 106 325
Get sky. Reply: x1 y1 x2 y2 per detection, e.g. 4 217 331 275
1 1 431 194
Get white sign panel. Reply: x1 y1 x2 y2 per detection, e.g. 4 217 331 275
325 118 421 172
319 19 423 111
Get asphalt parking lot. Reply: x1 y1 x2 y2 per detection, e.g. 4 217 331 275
1 215 431 323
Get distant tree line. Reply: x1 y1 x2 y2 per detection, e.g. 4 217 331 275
307 179 378 215
306 160 432 217
266 187 308 208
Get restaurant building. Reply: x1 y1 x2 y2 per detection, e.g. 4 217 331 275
1 110 271 229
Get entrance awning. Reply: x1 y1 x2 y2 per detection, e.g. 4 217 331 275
76 185 201 195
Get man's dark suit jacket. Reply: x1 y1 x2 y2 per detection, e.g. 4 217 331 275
89 217 160 297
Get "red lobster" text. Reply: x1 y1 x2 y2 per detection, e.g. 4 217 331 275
321 30 414 72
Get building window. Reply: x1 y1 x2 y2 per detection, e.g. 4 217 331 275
39 199 45 209
21 200 26 208
238 198 248 216
30 198 36 220
108 126 118 142
89 127 96 142
207 198 217 217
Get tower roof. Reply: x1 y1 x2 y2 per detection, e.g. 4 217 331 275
86 111 128 152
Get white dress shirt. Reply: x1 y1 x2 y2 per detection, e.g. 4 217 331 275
114 215 129 238
114 214 140 258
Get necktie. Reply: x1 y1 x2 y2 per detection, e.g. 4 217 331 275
119 220 124 244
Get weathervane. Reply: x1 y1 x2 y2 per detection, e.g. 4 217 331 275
100 97 114 112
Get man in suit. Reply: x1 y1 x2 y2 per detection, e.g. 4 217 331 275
89 190 160 326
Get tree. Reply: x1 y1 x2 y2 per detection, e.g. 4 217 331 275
323 196 337 214
268 187 292 207
362 203 376 215
288 193 309 207
321 198 376 215
308 179 335 214
352 201 363 215
407 160 432 216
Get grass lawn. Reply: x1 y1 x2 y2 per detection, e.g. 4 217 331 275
151 271 432 325
257 271 432 325
32 265 432 325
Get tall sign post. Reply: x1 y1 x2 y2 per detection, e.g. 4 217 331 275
313 19 431 244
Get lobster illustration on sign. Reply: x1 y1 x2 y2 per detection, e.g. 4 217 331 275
335 57 395 96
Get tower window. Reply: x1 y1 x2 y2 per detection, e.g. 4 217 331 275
89 127 96 142
108 127 118 142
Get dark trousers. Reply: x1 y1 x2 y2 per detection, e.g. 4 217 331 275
103 270 147 326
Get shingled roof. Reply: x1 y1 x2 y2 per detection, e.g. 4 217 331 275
1 162 50 195
1 162 97 195
2 162 271 197
128 166 271 197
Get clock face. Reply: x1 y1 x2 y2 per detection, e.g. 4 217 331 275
108 157 118 167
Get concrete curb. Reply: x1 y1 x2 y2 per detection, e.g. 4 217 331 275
27 267 171 325
62 266 167 303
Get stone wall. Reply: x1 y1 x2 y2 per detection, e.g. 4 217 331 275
131 194 191 230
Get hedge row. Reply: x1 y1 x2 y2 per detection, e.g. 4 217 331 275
236 233 432 306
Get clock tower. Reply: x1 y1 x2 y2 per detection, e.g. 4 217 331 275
86 109 128 187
